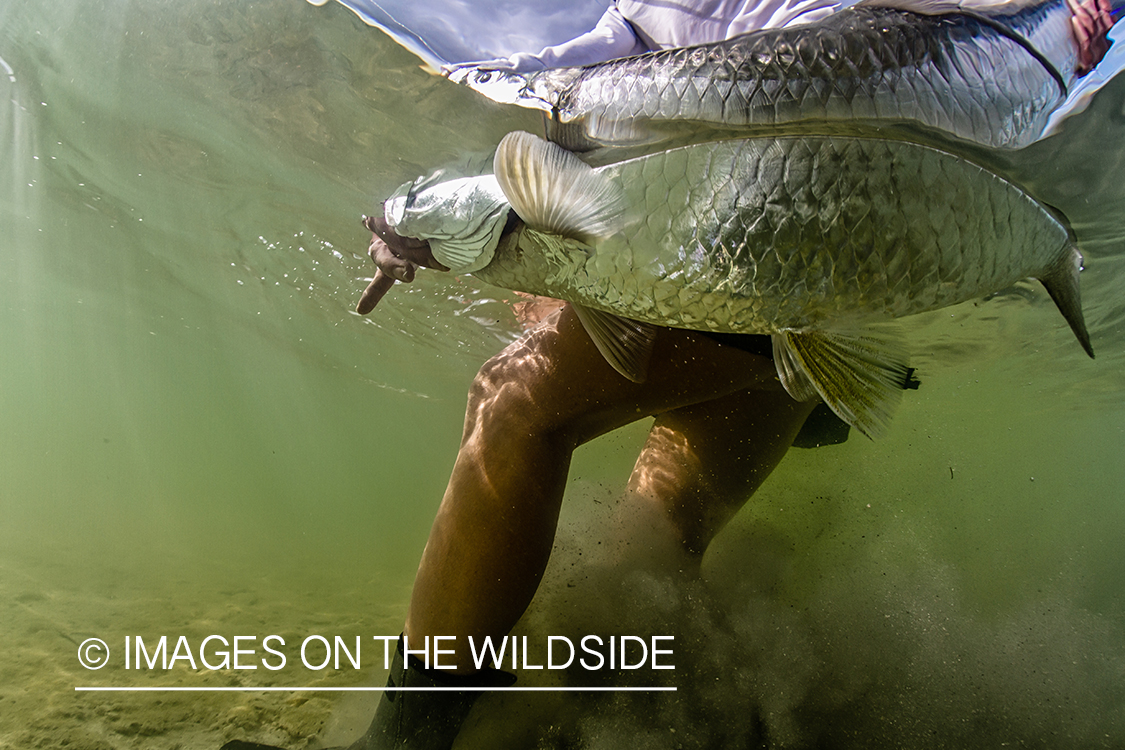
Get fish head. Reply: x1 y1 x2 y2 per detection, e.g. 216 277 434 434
445 65 553 112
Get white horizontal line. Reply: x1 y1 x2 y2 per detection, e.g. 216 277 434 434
75 686 676 692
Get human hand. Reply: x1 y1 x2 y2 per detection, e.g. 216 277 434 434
355 214 449 315
440 58 516 78
1069 0 1116 76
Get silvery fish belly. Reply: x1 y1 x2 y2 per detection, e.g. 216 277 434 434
484 131 1092 436
450 1 1080 151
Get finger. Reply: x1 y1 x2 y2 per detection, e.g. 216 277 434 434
364 215 404 243
1071 7 1097 73
371 240 417 283
361 214 447 273
356 271 396 315
366 214 428 250
1097 0 1115 30
1071 0 1115 74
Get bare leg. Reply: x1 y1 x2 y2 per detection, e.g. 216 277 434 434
626 387 816 558
405 305 787 672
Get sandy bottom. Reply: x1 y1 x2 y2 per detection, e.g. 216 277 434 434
3 430 1124 750
0 485 707 750
0 539 407 750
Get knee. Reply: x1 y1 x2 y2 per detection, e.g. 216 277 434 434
461 348 570 446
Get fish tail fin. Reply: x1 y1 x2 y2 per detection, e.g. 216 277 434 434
1038 244 1094 359
772 328 916 439
493 130 623 242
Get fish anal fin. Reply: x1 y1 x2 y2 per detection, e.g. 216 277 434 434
772 334 821 402
573 305 657 383
493 131 623 242
1038 245 1094 359
772 328 914 439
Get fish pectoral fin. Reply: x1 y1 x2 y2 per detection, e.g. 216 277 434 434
546 118 603 153
493 131 623 242
573 305 657 383
547 115 652 152
1038 244 1094 359
772 328 915 439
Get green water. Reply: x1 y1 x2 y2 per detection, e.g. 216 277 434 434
1 0 1123 747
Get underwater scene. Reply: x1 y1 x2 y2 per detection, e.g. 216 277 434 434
1 0 1124 747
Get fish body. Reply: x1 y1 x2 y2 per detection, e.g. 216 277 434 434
476 131 1091 435
449 0 1086 151
421 0 1107 433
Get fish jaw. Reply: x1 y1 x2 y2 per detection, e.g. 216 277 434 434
445 65 556 112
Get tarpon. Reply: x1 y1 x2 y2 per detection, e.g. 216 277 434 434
448 131 1093 437
448 0 1115 153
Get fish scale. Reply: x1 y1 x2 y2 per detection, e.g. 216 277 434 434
484 134 1075 337
431 0 1107 433
451 2 1083 152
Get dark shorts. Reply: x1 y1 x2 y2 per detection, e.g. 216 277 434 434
695 330 852 448
696 331 774 360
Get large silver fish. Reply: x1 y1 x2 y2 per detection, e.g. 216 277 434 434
463 131 1093 436
448 0 1101 153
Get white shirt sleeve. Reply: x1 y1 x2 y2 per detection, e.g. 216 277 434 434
616 0 841 49
443 7 650 75
509 7 649 70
